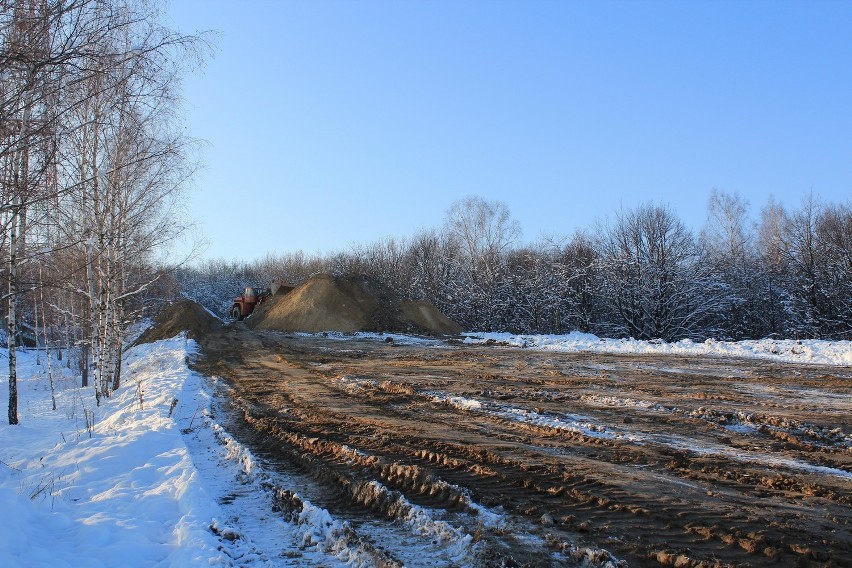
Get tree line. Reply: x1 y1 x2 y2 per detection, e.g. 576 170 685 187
179 192 852 343
2 0 205 424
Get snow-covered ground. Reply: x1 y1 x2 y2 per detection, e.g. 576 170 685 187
0 337 393 567
462 331 852 366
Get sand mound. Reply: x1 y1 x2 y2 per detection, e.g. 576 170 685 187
134 299 220 345
247 274 461 335
399 300 462 335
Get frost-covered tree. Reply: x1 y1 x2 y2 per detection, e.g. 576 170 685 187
814 202 852 338
505 245 561 333
751 195 794 337
405 229 461 319
442 196 520 330
699 189 762 339
555 232 600 333
1 0 207 419
177 192 849 341
595 203 720 341
782 195 852 338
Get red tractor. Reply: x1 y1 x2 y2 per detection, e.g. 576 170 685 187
230 286 271 320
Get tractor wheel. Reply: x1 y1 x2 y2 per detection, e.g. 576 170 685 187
231 305 242 321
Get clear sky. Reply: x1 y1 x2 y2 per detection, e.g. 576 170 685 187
166 0 852 263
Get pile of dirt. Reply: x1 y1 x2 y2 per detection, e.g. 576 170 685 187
399 300 461 335
134 299 220 345
247 274 461 335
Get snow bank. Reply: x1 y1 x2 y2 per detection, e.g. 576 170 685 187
0 337 227 568
463 332 852 366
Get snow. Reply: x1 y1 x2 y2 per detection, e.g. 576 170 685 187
427 389 852 481
0 337 377 567
0 337 226 568
428 391 643 442
295 331 445 346
0 335 507 568
284 328 851 366
463 332 852 366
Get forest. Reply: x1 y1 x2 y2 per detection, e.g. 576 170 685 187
179 192 852 343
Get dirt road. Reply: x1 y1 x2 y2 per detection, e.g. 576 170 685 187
194 327 851 567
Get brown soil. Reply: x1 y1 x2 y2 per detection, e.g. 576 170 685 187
195 327 852 567
247 273 461 336
134 299 220 345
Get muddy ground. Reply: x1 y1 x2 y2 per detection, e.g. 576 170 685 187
194 326 851 567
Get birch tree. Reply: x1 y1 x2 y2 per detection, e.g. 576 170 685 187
1 0 60 424
51 0 202 401
699 189 760 339
442 196 520 330
1 0 206 420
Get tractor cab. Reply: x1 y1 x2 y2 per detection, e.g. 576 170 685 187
231 286 270 320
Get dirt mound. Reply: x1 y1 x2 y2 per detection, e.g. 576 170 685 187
247 274 461 335
399 300 461 335
134 299 220 345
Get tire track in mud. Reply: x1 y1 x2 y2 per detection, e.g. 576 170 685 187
333 369 852 512
201 339 610 566
207 383 485 568
196 328 852 567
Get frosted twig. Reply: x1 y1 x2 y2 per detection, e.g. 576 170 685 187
1 458 21 472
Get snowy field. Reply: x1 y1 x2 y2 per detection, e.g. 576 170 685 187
0 337 385 567
1 331 849 567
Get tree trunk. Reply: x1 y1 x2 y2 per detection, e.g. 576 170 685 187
86 236 101 404
40 265 56 411
7 209 19 425
80 342 89 388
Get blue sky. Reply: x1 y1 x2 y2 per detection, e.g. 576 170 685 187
167 0 852 262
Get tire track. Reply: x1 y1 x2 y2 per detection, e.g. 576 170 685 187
195 328 851 567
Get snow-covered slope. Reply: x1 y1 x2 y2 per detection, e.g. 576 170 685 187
0 338 373 567
0 338 226 567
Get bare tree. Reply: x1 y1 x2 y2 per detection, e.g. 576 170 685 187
399 228 460 322
701 189 751 260
1 0 207 419
782 195 852 338
751 195 792 337
1 0 60 424
596 203 719 341
815 202 852 337
51 0 203 401
783 194 823 336
556 231 599 333
699 190 760 339
442 196 520 330
176 192 848 341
